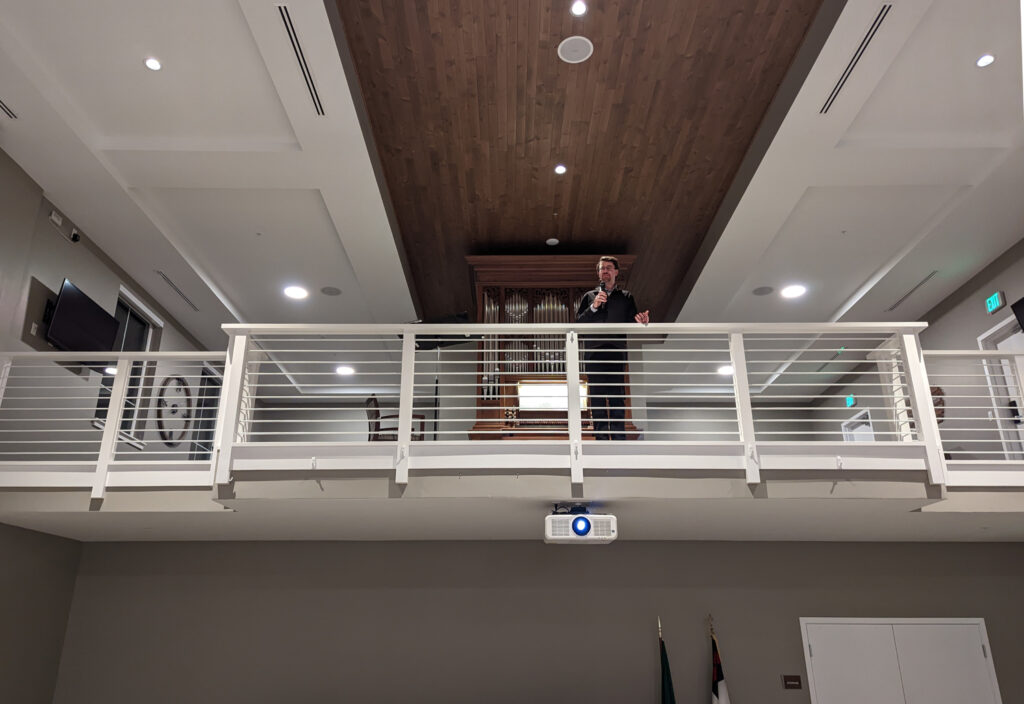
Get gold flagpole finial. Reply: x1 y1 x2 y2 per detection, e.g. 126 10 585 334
658 616 663 639
707 613 715 637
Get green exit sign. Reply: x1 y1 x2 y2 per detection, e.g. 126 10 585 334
986 291 1006 314
846 395 856 408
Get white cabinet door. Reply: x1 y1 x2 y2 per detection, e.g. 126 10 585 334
894 624 1000 704
805 623 906 704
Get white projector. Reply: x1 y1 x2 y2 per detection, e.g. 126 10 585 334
544 513 618 544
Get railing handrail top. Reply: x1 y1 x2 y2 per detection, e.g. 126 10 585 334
222 321 928 335
0 351 224 361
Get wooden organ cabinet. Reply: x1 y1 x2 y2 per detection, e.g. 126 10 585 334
466 255 640 440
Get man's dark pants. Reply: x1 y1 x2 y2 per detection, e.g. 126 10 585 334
585 348 627 440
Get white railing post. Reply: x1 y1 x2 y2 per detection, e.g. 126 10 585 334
92 357 132 508
729 333 760 485
212 333 250 491
898 333 947 486
565 330 584 488
395 331 417 485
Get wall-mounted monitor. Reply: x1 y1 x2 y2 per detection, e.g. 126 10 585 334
45 279 118 351
1012 296 1024 332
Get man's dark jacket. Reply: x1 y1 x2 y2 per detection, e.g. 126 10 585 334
575 287 638 351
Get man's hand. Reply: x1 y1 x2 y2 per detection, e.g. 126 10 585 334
593 290 608 308
634 310 650 325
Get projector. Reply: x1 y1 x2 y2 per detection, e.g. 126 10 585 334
544 513 617 544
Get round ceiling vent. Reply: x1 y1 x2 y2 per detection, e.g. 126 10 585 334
557 36 593 64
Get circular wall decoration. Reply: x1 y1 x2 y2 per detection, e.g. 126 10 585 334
157 376 193 446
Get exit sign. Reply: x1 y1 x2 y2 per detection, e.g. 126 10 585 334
985 291 1006 314
846 395 856 408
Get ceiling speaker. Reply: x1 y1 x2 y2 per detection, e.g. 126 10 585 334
557 36 594 64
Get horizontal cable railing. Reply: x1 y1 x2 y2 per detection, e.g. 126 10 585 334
0 352 224 478
224 322 929 449
17 321 1012 492
921 350 1024 463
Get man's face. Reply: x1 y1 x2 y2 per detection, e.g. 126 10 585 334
598 261 618 288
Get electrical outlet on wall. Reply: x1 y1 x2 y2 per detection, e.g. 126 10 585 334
30 322 38 336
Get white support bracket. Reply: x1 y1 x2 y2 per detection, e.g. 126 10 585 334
729 333 760 485
899 333 947 486
395 331 417 485
565 330 584 487
92 358 133 508
212 333 250 491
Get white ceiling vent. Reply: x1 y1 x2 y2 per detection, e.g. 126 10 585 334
820 4 891 114
885 270 938 312
155 270 200 312
278 5 325 116
0 97 16 119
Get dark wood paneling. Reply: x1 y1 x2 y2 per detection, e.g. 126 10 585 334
332 0 823 321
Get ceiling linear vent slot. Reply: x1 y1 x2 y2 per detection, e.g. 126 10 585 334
885 269 938 312
277 5 325 116
820 4 891 114
155 270 200 312
0 97 16 119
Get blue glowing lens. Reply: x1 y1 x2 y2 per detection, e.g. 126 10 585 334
572 516 591 536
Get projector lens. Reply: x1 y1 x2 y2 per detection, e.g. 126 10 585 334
572 516 591 536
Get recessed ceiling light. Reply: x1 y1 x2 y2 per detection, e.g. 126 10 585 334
546 238 560 246
752 286 773 296
284 285 309 299
554 164 567 174
780 284 807 299
718 365 734 376
570 1 587 16
336 365 355 376
144 57 162 71
320 286 342 296
104 367 118 375
976 54 995 68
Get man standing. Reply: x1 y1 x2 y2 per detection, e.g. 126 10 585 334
575 256 650 440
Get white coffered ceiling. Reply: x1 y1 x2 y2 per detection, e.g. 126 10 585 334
680 0 1024 326
0 0 415 350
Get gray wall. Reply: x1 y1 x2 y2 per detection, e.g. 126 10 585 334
52 540 1024 704
921 235 1024 350
0 522 81 704
0 145 200 354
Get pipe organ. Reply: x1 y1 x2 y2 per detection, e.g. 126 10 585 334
466 255 638 439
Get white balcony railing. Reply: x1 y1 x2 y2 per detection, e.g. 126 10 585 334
3 322 1024 503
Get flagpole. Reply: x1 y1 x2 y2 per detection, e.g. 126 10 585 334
707 613 715 637
658 616 663 639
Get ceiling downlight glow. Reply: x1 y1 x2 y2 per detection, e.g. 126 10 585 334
717 365 734 376
144 57 162 71
570 1 587 16
284 285 309 299
554 164 567 174
104 367 118 375
780 284 807 299
976 54 995 67
546 238 560 246
336 365 355 376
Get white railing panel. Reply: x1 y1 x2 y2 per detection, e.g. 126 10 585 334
740 330 917 443
242 331 406 444
922 351 1024 464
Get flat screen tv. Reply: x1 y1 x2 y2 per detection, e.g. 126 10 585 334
45 279 119 352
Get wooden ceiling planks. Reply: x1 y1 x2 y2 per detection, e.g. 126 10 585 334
331 0 824 321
